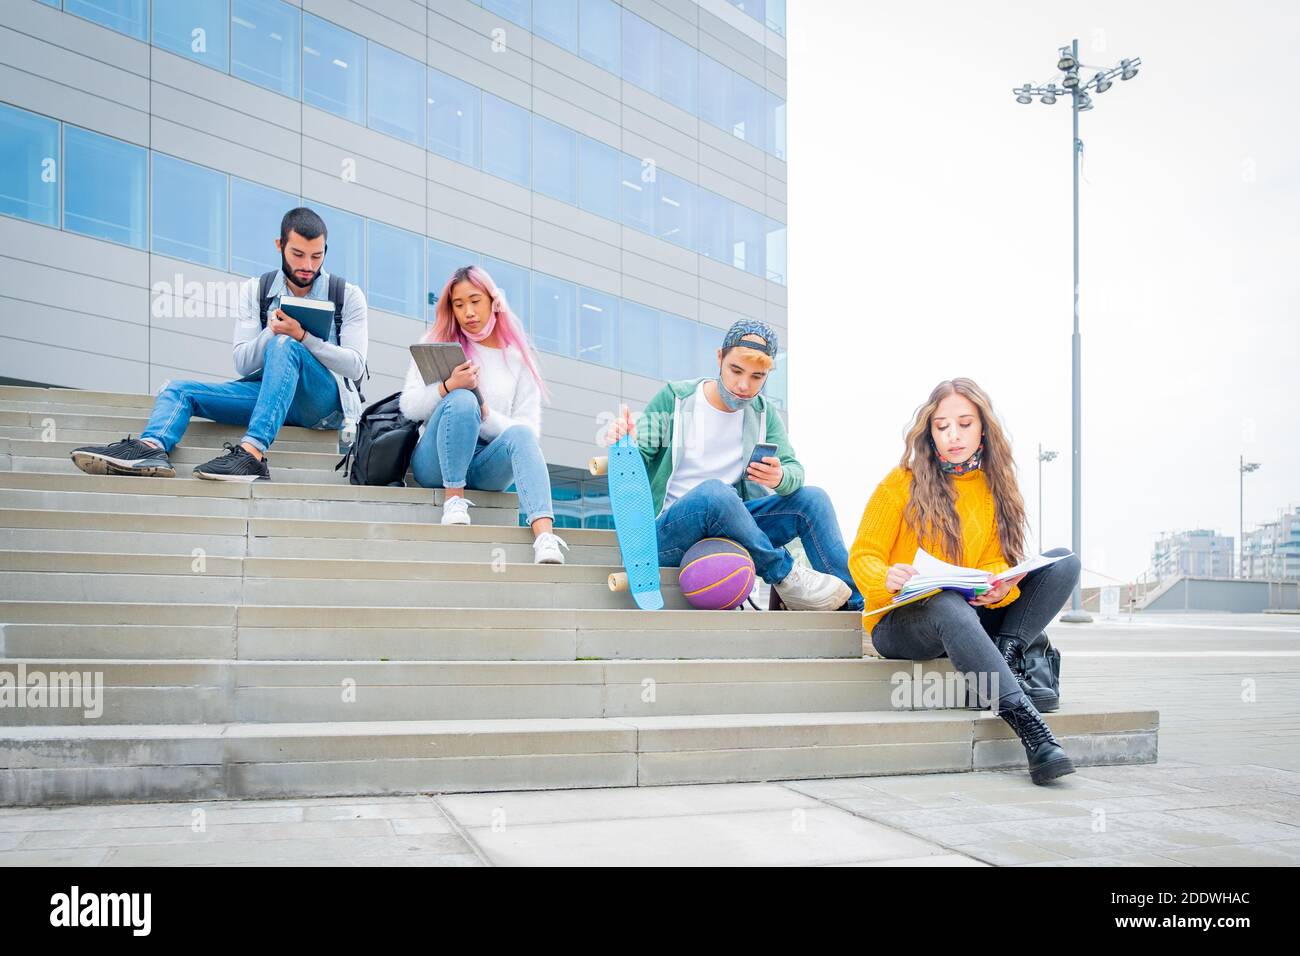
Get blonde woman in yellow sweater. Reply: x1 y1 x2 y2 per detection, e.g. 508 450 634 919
848 378 1081 784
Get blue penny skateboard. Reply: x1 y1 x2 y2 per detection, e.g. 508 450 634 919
590 435 663 611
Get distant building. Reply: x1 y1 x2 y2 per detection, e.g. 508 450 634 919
1242 507 1300 580
1152 529 1235 581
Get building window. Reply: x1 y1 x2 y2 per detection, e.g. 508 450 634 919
64 0 148 40
531 273 576 357
655 169 695 249
765 218 787 284
427 68 480 167
231 0 301 98
534 0 577 53
695 188 732 265
306 201 364 288
532 116 577 205
151 153 227 268
620 153 655 233
578 0 620 74
230 177 297 278
766 89 787 160
482 257 530 333
63 126 147 249
732 204 767 278
660 312 697 381
152 0 229 72
0 104 59 228
658 29 697 115
578 287 619 368
621 9 658 95
427 238 478 319
577 135 619 222
482 0 529 29
367 42 424 146
367 220 424 318
303 14 365 124
481 94 530 187
619 301 660 379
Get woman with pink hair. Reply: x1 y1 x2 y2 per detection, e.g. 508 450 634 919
399 265 567 564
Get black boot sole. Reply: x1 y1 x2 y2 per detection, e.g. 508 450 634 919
1029 756 1076 785
1029 694 1060 713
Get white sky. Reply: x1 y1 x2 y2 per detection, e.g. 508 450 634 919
787 0 1300 586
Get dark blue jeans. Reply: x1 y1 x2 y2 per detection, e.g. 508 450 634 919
870 547 1081 709
655 478 864 610
141 336 342 453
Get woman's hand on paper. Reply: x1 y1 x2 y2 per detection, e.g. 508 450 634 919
969 572 1026 606
885 563 918 594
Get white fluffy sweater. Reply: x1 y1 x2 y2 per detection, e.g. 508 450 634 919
398 342 542 440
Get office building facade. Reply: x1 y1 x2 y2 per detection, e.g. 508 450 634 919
1151 529 1235 581
1243 507 1300 581
0 0 789 526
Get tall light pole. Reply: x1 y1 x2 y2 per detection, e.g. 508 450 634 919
1240 456 1261 578
1012 40 1141 623
1037 444 1058 554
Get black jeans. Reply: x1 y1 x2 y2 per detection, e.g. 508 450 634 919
870 548 1081 710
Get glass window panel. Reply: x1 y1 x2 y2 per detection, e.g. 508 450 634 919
698 54 729 131
731 203 766 278
303 14 365 124
660 312 696 381
534 0 576 53
765 217 787 285
152 0 229 71
65 0 147 40
230 177 297 278
729 71 767 149
367 220 423 318
696 322 722 378
481 94 530 187
63 126 147 248
231 0 301 98
0 104 59 227
766 0 786 36
658 29 696 115
427 238 478 319
36 0 59 6
482 257 530 333
766 351 788 408
578 0 620 74
620 153 654 233
367 42 423 145
620 9 657 94
655 169 693 249
427 67 480 167
766 90 786 159
578 136 619 222
694 187 732 265
530 273 576 357
577 287 618 368
151 153 227 268
305 201 364 286
483 0 528 29
619 301 659 379
532 115 577 205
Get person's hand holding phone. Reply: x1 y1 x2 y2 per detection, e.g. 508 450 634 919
746 456 782 488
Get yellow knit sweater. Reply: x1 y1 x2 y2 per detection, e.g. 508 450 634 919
848 466 1021 634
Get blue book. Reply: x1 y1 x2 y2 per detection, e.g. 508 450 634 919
277 295 334 341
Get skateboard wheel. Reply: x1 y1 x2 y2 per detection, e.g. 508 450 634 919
589 456 609 476
608 571 629 592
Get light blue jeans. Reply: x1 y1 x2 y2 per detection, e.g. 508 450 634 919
140 335 342 453
410 387 554 524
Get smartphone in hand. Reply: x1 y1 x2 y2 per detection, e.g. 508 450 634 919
749 442 778 465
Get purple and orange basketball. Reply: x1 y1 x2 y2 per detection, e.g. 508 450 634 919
678 537 755 610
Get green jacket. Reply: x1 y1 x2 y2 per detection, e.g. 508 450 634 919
633 378 805 516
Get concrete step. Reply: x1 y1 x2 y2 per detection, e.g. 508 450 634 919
0 508 621 562
0 603 860 661
0 707 1160 805
0 550 694 609
0 409 339 451
0 385 159 411
8 437 344 478
0 657 970 725
0 472 522 523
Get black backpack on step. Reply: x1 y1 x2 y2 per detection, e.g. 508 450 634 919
335 392 419 486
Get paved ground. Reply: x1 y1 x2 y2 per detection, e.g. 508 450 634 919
2 612 1298 866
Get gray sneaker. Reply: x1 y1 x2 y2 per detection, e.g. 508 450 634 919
773 565 852 611
70 436 175 478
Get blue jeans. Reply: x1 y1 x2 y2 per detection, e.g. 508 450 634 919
141 335 342 453
410 387 554 523
870 547 1082 710
655 478 864 610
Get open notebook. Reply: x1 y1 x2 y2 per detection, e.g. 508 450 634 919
862 548 1073 620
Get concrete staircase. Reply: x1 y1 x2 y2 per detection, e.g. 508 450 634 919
0 386 1158 806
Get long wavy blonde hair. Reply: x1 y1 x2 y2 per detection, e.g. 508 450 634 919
899 378 1027 566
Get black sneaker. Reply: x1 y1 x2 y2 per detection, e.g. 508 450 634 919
70 436 175 478
192 443 270 482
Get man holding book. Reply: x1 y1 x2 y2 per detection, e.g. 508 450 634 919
70 207 369 482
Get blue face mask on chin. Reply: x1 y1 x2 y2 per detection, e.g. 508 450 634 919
716 369 762 410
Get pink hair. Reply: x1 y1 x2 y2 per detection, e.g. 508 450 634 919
422 264 549 402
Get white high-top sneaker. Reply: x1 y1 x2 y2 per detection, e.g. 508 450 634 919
773 564 851 611
532 531 570 565
440 495 475 526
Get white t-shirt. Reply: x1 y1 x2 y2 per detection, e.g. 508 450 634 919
663 381 746 509
398 342 542 440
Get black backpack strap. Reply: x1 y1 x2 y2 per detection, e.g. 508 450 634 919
328 274 345 343
257 271 276 328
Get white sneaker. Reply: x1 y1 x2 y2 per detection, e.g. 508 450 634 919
441 494 475 526
533 531 570 565
773 564 852 611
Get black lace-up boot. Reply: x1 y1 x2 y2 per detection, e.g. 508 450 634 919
997 698 1076 785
